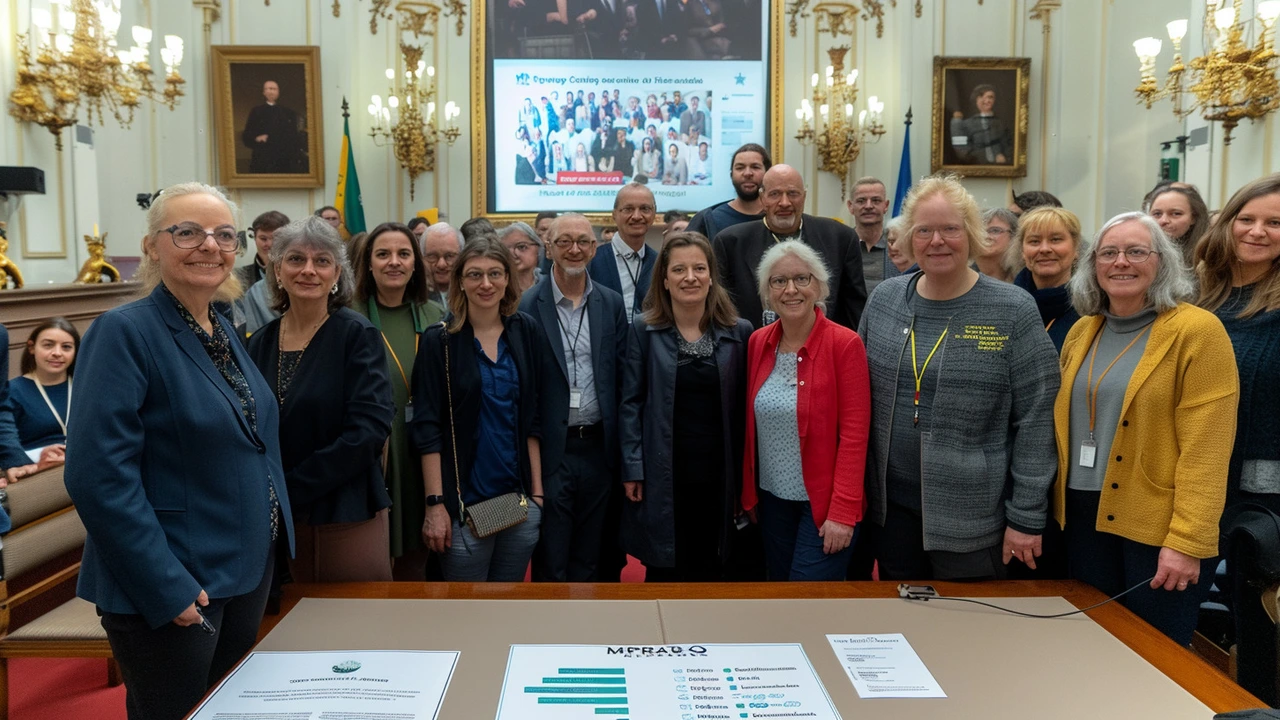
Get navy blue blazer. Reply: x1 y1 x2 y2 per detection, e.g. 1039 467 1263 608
65 285 293 629
518 275 628 477
587 242 657 318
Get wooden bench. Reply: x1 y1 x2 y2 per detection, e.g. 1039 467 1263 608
0 465 118 720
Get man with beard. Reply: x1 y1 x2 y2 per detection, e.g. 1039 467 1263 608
520 213 628 582
711 164 866 329
846 176 900 293
687 143 771 241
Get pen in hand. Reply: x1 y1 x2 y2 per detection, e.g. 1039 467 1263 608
195 608 216 635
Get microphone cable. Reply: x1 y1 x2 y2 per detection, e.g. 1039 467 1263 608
898 577 1158 619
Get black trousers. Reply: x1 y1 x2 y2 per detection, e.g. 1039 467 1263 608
873 502 1008 581
1066 489 1214 646
101 544 275 720
532 430 613 582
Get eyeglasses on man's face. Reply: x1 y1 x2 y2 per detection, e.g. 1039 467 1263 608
164 222 240 251
552 238 595 250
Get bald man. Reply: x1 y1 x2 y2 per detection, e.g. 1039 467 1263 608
711 164 867 330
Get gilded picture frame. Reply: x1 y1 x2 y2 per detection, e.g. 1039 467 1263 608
931 56 1030 178
471 1 786 224
211 46 325 189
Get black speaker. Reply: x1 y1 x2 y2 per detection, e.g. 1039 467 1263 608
0 167 46 196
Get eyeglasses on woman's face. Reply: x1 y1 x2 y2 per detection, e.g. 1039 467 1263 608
164 222 240 252
768 273 813 290
463 268 507 283
1096 247 1157 264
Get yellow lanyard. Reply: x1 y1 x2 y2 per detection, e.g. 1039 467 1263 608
1084 324 1150 439
1044 317 1056 333
909 323 949 426
381 332 418 390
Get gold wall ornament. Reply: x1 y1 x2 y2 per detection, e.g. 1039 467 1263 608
368 42 461 199
370 0 394 33
0 232 24 290
7 0 186 150
795 46 887 196
74 232 120 284
1134 0 1280 145
787 0 982 38
442 0 466 37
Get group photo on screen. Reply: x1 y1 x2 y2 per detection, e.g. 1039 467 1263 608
513 86 714 186
489 0 763 61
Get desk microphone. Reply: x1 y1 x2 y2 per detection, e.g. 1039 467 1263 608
897 577 1158 619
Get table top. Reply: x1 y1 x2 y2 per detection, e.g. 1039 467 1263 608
264 580 1260 714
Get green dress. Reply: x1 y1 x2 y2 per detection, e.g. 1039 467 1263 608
357 299 444 558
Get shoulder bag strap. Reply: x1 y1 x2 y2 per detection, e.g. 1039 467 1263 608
440 322 465 520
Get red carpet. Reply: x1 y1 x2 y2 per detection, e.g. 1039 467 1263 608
24 557 645 718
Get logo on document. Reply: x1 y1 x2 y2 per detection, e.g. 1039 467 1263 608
515 72 531 86
332 660 362 674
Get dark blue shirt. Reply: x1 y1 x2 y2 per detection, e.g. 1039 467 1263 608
688 201 764 245
468 335 521 504
7 377 69 451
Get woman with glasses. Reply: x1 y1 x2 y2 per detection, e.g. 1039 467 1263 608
411 237 547 581
498 221 546 295
1054 212 1237 645
351 221 444 581
741 241 871 581
248 217 395 584
65 183 293 718
859 175 1060 582
975 207 1016 282
1009 206 1084 351
621 232 752 581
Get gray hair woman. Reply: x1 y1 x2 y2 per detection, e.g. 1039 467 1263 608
742 241 871 581
65 182 293 718
976 207 1018 282
248 215 395 584
498 221 544 294
1053 211 1237 645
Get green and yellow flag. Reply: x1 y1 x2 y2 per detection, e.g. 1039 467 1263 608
334 110 367 235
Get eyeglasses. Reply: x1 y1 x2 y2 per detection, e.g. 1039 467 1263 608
617 205 655 216
463 269 507 283
507 242 537 253
768 273 813 290
425 252 459 264
914 225 965 240
986 226 1011 237
552 238 595 249
1096 247 1157 263
163 222 240 251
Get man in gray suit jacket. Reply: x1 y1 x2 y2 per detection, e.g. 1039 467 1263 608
521 213 629 582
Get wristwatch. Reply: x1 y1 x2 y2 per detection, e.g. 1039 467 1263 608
426 495 446 507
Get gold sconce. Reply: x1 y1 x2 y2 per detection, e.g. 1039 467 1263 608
8 0 185 150
1134 0 1280 144
795 46 886 196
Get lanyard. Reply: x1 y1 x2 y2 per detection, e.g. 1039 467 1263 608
764 218 803 245
555 298 588 387
909 322 948 427
1084 324 1151 439
367 298 424 391
33 377 72 436
1044 317 1056 333
618 247 642 312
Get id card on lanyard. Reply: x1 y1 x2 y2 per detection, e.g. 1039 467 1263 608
368 299 425 421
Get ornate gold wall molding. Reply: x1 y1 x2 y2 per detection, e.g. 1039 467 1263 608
1030 0 1060 189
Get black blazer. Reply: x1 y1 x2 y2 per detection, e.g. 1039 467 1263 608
409 313 545 521
248 308 394 525
518 276 629 477
588 242 658 318
712 215 868 331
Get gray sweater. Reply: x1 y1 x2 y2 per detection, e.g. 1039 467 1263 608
859 273 1061 552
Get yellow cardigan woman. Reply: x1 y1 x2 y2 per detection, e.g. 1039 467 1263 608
1054 212 1238 646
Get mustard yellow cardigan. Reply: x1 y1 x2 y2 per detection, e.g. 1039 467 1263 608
1052 303 1239 559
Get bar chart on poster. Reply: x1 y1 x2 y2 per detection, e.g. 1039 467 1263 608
494 643 842 720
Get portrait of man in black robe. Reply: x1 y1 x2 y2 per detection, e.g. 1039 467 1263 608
241 80 306 174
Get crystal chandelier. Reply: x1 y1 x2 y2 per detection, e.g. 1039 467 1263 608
794 46 886 195
367 43 460 200
1134 0 1280 144
8 0 185 150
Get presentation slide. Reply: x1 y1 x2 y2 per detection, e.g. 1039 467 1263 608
485 1 770 215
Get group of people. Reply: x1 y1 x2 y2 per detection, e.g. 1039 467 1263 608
516 89 712 185
2 137 1275 718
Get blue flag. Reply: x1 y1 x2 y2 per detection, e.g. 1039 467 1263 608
892 110 913 217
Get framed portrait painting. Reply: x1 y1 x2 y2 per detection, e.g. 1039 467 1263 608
211 46 324 189
931 56 1030 178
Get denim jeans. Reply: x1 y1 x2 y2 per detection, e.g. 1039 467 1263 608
757 490 856 581
441 501 542 581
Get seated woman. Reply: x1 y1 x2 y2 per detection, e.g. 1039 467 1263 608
637 137 663 181
352 221 444 581
411 237 546 582
1056 211 1237 645
743 241 871 581
9 318 79 462
860 175 1060 582
248 216 395 583
621 232 753 581
1009 206 1084 351
662 142 689 185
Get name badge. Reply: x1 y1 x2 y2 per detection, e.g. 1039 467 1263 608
1079 440 1097 468
569 388 582 409
404 402 414 423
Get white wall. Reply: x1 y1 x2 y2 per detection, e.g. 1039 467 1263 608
6 0 1278 287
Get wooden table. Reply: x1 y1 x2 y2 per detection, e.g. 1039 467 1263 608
263 579 1262 714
